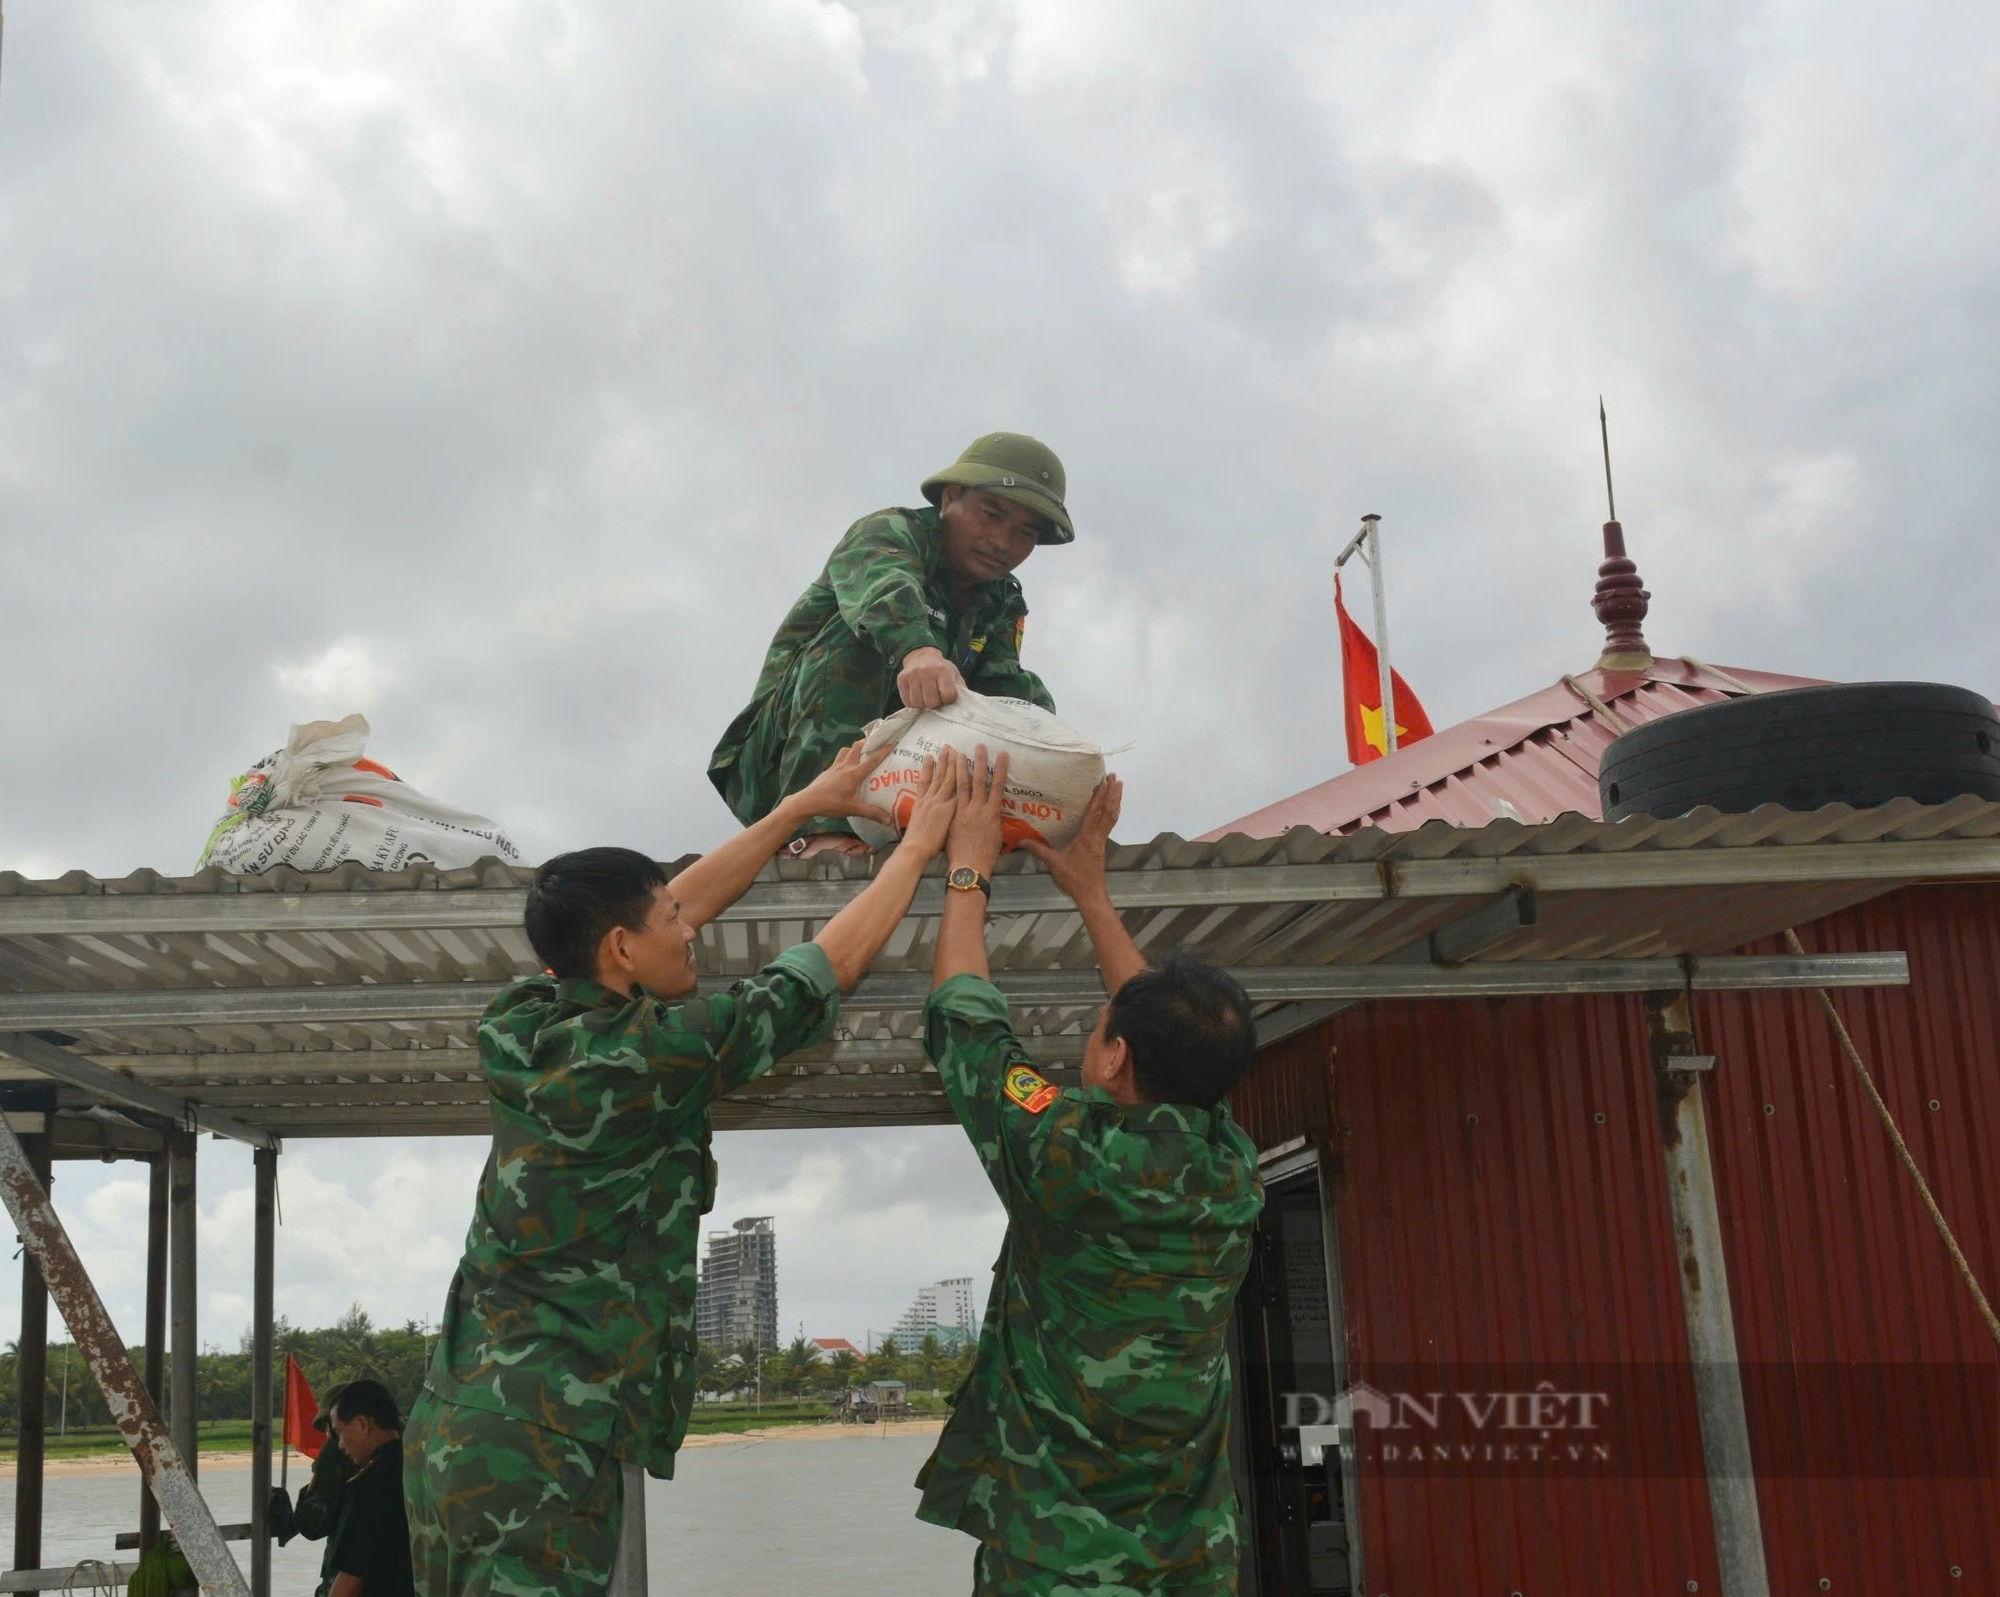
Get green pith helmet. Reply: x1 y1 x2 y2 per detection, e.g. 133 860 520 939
921 432 1073 545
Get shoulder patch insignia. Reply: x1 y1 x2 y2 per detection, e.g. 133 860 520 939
1015 615 1026 651
1003 1063 1060 1114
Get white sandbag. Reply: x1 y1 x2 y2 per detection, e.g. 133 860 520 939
198 714 524 874
852 689 1106 851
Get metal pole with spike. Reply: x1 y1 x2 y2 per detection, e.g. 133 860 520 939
1600 395 1617 524
1334 514 1400 758
1593 399 1653 672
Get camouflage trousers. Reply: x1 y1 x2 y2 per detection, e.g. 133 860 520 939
708 624 897 842
404 1390 623 1597
972 1545 1239 1597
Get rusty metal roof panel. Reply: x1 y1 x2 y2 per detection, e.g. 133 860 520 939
3 800 2000 1135
1204 658 1828 837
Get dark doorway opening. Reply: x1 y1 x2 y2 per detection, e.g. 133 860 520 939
1235 1152 1355 1595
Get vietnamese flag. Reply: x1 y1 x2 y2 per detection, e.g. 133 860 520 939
283 1355 325 1460
1336 574 1434 764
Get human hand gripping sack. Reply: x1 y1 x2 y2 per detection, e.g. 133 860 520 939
896 753 961 862
946 745 1012 877
786 739 895 829
897 645 966 710
809 754 958 989
1019 775 1123 904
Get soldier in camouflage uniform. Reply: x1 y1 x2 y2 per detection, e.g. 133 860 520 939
709 432 1073 851
918 756 1266 1595
404 745 961 1597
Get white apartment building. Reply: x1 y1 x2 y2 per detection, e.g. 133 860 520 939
890 1275 978 1350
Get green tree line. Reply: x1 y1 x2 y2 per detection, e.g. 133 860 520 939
0 1310 976 1433
0 1304 432 1436
693 1332 975 1403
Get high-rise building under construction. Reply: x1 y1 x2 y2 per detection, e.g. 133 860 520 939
695 1216 778 1351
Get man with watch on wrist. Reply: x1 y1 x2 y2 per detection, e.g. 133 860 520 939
708 432 1070 857
917 751 1267 1597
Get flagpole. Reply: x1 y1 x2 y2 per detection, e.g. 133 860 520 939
280 1356 290 1493
1362 514 1397 755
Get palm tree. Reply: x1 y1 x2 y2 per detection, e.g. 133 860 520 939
722 1339 762 1403
864 1336 903 1385
917 1332 946 1394
827 1348 860 1390
694 1342 728 1402
777 1336 822 1398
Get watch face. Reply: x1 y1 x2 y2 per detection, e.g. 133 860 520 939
949 867 978 889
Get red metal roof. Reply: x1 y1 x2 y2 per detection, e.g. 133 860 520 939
1204 656 1827 838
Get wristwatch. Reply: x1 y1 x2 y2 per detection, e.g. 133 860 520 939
946 865 992 898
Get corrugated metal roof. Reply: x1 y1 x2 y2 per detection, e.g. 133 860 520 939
2 800 1998 1138
1204 656 1826 837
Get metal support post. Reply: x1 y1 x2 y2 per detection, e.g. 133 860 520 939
168 1130 199 1478
0 1111 248 1596
141 1153 169 1554
608 1464 649 1596
1646 991 1771 1597
12 1129 51 1572
1364 515 1397 755
250 1147 277 1597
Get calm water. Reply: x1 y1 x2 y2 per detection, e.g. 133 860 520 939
0 1431 972 1596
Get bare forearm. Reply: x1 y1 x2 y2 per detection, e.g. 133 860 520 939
329 1574 363 1597
670 797 813 929
814 846 929 989
1073 884 1146 996
933 889 991 987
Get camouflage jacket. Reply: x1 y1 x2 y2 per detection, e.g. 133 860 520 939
914 975 1265 1584
423 944 840 1476
759 505 1052 707
709 507 1054 816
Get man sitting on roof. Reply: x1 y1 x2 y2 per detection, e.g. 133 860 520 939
915 753 1266 1596
403 744 959 1597
708 432 1071 856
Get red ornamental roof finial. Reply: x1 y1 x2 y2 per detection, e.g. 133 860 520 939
1593 399 1652 673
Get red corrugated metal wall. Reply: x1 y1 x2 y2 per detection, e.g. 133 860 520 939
1234 883 2000 1595
1695 886 2000 1594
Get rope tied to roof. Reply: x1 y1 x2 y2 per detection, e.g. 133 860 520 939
1560 675 1632 735
1783 927 2000 1353
1678 656 1760 697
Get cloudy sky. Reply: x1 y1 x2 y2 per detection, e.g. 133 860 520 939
2 0 1995 1351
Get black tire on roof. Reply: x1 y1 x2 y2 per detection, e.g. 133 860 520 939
1597 682 2000 822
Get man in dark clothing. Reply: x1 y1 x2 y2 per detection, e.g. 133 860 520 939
269 1380 349 1594
290 1384 350 1543
322 1380 414 1597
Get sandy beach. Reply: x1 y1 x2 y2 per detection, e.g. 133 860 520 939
0 1419 947 1478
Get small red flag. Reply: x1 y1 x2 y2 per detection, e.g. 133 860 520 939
1336 574 1434 765
283 1355 325 1459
